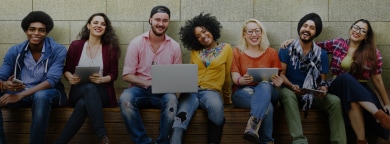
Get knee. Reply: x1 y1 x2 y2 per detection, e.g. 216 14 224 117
280 88 298 104
32 90 54 104
326 94 342 108
162 94 178 105
256 82 272 91
119 90 136 109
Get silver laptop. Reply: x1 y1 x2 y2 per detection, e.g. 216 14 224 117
151 64 198 94
246 68 278 82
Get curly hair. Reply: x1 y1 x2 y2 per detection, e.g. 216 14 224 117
21 11 54 33
78 13 121 59
179 12 222 50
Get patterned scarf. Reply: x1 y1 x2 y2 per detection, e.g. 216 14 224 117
289 39 322 111
199 43 224 67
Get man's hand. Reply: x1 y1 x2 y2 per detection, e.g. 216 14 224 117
0 94 23 107
314 86 328 98
271 75 283 87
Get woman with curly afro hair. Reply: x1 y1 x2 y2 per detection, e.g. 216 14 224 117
170 13 232 144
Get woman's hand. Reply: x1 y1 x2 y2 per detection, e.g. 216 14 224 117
89 73 104 84
68 74 80 85
383 104 390 114
280 39 294 49
239 73 253 85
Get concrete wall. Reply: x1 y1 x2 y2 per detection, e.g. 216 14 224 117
0 0 389 88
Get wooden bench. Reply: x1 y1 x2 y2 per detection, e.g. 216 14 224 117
2 88 390 143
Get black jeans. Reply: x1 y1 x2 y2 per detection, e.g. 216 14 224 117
55 83 109 143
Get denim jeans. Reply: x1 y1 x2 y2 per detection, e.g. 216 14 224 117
119 86 177 144
280 87 346 144
232 82 279 144
0 88 60 144
55 83 109 144
172 90 225 130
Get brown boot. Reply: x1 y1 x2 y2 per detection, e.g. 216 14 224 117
243 116 262 143
100 135 110 144
374 110 390 130
356 139 367 144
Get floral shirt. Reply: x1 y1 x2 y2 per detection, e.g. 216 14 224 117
316 38 383 80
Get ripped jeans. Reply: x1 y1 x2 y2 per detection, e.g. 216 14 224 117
119 86 178 144
172 90 225 130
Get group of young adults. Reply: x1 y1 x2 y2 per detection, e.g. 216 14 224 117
0 5 389 144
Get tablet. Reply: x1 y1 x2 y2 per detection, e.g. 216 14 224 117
302 88 325 94
246 68 278 82
75 66 100 83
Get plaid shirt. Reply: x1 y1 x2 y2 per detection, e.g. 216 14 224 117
316 38 382 80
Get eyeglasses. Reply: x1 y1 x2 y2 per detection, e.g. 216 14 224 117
245 28 262 35
352 25 367 35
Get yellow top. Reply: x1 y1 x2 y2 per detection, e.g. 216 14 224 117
190 43 233 104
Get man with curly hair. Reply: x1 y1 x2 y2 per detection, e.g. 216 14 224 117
0 11 67 143
170 13 232 144
119 5 182 144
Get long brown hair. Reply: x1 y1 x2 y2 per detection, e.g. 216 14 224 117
78 13 120 59
350 19 377 76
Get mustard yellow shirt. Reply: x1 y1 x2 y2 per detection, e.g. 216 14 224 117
190 43 233 103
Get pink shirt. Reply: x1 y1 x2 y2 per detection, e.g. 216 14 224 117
123 31 182 87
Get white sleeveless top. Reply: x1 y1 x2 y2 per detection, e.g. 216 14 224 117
78 42 103 75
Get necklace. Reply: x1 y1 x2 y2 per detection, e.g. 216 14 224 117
87 43 101 59
87 42 101 64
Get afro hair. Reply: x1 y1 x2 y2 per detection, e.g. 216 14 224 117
21 11 54 33
179 12 222 50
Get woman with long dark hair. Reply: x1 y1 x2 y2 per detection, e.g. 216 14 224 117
55 13 120 144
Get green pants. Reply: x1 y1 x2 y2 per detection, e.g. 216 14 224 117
280 87 346 144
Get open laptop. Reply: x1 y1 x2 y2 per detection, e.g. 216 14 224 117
151 64 198 94
75 66 100 83
246 68 278 82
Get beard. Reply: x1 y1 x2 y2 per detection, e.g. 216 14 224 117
299 31 314 43
151 25 168 36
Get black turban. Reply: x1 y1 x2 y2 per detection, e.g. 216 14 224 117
297 13 322 38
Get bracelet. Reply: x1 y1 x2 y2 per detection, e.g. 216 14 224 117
236 76 242 86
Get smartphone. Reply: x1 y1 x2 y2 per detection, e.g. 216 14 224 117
12 78 24 84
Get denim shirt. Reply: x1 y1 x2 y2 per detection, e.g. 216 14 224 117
0 37 67 106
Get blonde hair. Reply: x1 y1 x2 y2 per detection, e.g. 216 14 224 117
237 19 270 52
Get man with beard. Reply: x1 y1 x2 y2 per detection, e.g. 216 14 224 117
278 13 346 144
119 5 182 144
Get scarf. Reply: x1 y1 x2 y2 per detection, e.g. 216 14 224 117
289 39 322 112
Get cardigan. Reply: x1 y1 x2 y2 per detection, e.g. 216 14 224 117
191 43 232 103
64 40 119 107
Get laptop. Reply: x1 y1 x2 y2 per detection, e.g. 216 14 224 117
151 64 198 94
246 68 278 82
75 66 100 83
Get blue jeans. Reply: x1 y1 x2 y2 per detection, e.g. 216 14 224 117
55 83 109 143
0 88 60 144
119 86 177 144
172 90 225 130
232 82 279 144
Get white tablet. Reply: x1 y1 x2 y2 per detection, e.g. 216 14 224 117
246 68 278 82
75 66 100 83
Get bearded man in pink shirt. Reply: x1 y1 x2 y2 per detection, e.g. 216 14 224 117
119 5 182 144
